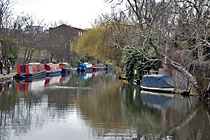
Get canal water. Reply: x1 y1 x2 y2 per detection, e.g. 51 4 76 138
0 71 210 140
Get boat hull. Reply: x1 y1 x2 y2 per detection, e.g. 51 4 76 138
46 70 62 77
61 68 71 75
14 71 46 81
93 68 104 71
140 85 174 92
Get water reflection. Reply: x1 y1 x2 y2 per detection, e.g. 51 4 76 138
0 72 210 140
16 75 72 94
141 91 177 109
16 79 46 93
122 87 210 140
77 72 93 79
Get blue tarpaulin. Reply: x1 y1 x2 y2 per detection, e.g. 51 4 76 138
77 63 86 71
141 75 174 88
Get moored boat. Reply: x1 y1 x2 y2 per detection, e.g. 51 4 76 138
77 62 93 72
14 63 46 81
105 63 112 71
45 63 62 76
59 63 71 75
141 75 175 92
93 64 104 71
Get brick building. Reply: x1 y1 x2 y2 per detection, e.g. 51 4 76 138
49 24 84 62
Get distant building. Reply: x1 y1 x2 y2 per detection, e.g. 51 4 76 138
24 26 44 33
49 24 84 41
49 24 84 62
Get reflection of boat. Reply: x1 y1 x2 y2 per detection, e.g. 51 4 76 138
141 75 174 92
59 75 72 84
92 71 104 77
16 79 46 93
16 75 72 93
44 76 62 86
77 72 92 79
93 64 105 71
14 63 46 81
141 90 174 109
77 62 93 72
45 63 62 76
59 63 71 75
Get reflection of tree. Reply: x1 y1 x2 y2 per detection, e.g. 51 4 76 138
167 108 210 140
45 88 76 111
76 81 129 139
1 73 210 140
122 85 162 139
0 86 47 140
77 80 210 140
122 86 210 140
0 86 17 140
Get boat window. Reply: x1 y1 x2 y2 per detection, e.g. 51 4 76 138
29 66 33 73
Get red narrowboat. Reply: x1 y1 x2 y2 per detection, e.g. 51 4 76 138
45 63 62 76
14 63 46 80
59 63 71 75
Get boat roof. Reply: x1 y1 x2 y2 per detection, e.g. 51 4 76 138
59 62 69 64
143 74 171 78
28 62 42 65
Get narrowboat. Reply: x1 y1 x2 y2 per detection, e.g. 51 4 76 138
77 62 93 72
141 75 175 92
45 63 62 76
14 63 46 80
59 63 71 75
93 64 104 71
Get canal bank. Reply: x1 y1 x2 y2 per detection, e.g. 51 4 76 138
0 73 15 82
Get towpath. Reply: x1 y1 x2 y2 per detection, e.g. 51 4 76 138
0 73 16 82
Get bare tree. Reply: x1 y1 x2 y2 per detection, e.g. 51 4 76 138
0 0 14 31
13 14 49 64
106 0 210 94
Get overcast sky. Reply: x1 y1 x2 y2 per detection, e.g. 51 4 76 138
13 0 111 29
